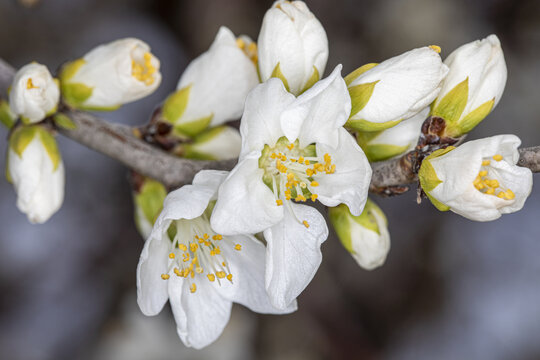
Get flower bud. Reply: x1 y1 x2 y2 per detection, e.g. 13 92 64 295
60 38 161 110
6 125 64 223
163 27 258 137
182 126 241 160
9 63 60 124
357 107 427 162
431 35 507 137
258 0 328 95
345 46 448 132
418 135 532 221
329 200 390 270
133 178 167 239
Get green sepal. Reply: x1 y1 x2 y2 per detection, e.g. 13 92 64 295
53 113 77 130
182 126 226 160
446 99 494 137
9 125 61 171
300 66 320 94
61 82 94 108
418 146 455 212
167 222 177 242
59 58 86 82
173 114 213 138
348 80 378 117
344 63 378 86
5 152 12 183
37 127 61 171
431 78 469 124
0 100 15 129
346 118 401 132
270 62 290 92
134 179 167 225
363 143 410 162
163 86 191 124
78 104 122 112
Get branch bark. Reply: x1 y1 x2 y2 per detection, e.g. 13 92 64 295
0 57 538 191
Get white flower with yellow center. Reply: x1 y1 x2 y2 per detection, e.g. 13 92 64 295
418 135 533 221
137 170 295 349
164 27 259 137
258 0 328 95
6 125 64 224
9 63 60 124
60 38 161 110
210 66 372 309
329 200 390 270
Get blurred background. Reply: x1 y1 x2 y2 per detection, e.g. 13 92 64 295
1 0 540 359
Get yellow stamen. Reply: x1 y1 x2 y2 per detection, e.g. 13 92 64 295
310 181 319 187
234 244 242 251
493 154 503 161
161 274 170 280
227 274 233 282
302 220 309 228
169 253 175 259
216 271 226 279
26 78 38 89
482 160 491 166
276 199 283 206
429 45 442 53
207 274 215 282
178 244 187 251
311 194 318 202
190 283 197 293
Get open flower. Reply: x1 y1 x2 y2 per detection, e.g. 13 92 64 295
418 135 532 221
137 170 295 349
9 63 60 124
431 35 507 137
164 27 259 136
357 107 428 162
345 46 448 131
258 0 328 95
60 38 161 110
211 66 371 309
329 200 390 270
6 125 64 224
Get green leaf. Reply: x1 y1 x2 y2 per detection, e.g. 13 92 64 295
270 62 290 92
300 66 320 94
348 80 378 117
346 118 401 132
135 179 167 225
163 86 191 124
174 114 213 138
431 78 469 124
53 113 77 130
37 127 61 171
364 143 410 162
0 100 15 129
344 63 378 86
448 99 495 137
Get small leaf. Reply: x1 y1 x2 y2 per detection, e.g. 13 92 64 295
174 114 213 138
300 66 320 94
54 113 77 130
344 63 378 86
449 98 494 136
346 117 401 132
135 179 167 225
163 86 191 124
431 78 469 124
364 143 410 162
349 80 378 117
270 62 290 92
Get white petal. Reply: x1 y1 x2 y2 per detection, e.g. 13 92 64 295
136 233 171 316
211 154 284 235
188 126 241 160
349 211 390 270
280 65 351 148
169 277 232 349
314 128 372 216
264 203 328 309
177 27 259 126
219 234 297 314
239 78 296 157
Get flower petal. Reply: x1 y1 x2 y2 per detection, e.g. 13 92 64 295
314 128 372 216
239 78 296 157
264 203 328 309
211 154 284 235
219 234 298 314
169 276 233 349
280 65 351 148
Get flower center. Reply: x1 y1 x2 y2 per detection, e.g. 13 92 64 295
259 137 336 227
160 212 242 293
132 52 156 86
473 153 515 200
26 78 39 90
236 37 258 65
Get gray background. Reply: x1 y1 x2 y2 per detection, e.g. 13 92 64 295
0 0 539 359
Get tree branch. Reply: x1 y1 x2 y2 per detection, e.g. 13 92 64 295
0 57 538 191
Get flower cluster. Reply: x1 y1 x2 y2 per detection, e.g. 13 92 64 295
1 0 535 351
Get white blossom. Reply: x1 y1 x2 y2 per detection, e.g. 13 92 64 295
210 66 371 309
60 38 161 110
258 0 328 95
137 170 295 349
6 125 64 224
9 63 60 123
419 135 532 221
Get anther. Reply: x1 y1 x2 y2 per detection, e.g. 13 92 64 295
234 244 242 251
161 274 170 280
302 220 310 228
190 283 197 293
493 154 503 161
169 253 175 259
